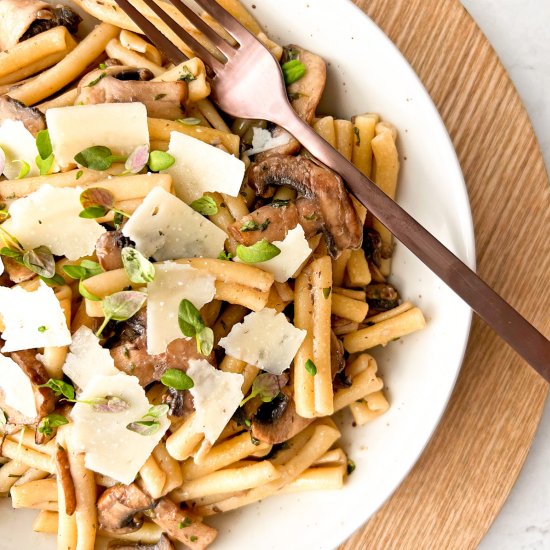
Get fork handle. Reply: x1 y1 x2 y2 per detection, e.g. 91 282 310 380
278 111 550 382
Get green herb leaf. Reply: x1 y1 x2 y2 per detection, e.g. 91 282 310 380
305 359 317 376
22 246 55 278
148 150 175 172
347 458 356 475
190 536 198 543
282 59 306 85
125 144 149 174
121 247 155 284
103 290 147 322
37 413 68 437
113 211 124 230
240 219 270 232
79 206 107 218
63 265 87 280
80 260 103 275
154 93 167 101
74 146 124 171
197 326 214 355
271 199 290 208
36 154 55 176
76 170 83 180
144 404 170 419
126 420 160 436
160 368 194 391
176 117 201 125
98 63 106 70
0 247 22 259
40 379 75 400
86 72 107 87
178 67 196 82
217 250 233 261
323 287 332 299
353 127 361 146
240 372 283 406
190 196 218 216
88 396 130 413
36 130 53 160
14 160 30 179
80 187 115 211
40 273 66 287
178 298 205 338
79 279 101 301
236 240 281 263
178 517 193 528
38 326 47 333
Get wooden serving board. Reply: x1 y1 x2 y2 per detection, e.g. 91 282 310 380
338 1 550 549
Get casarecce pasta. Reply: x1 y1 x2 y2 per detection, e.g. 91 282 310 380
0 0 426 548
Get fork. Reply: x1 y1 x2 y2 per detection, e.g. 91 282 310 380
115 0 550 381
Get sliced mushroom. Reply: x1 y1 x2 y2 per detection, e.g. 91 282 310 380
108 534 175 550
330 330 345 378
251 387 312 445
365 283 399 312
284 45 327 124
0 0 81 50
55 445 76 515
97 483 154 534
151 498 217 550
75 65 187 119
162 387 194 417
96 231 135 272
109 309 216 387
246 154 363 258
0 96 45 135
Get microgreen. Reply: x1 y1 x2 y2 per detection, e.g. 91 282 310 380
74 146 126 171
86 72 107 87
190 195 218 216
40 379 75 400
144 404 170 419
96 290 147 337
217 250 233 261
22 246 55 278
160 368 194 391
37 413 68 437
178 67 196 82
86 395 130 413
121 247 155 284
148 150 175 172
305 359 317 376
125 144 149 174
126 404 169 436
282 59 306 85
63 260 103 281
236 240 281 263
178 299 214 356
240 373 285 406
35 130 54 176
13 160 30 179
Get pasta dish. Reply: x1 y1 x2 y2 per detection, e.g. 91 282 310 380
0 0 426 548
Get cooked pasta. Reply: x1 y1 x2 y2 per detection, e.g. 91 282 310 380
0 0 426 548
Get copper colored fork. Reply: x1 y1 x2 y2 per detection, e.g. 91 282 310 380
115 0 550 381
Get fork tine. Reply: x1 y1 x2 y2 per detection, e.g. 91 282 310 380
116 0 187 65
192 0 252 42
139 0 225 72
168 0 237 58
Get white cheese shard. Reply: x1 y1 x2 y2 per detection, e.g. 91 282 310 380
236 225 312 282
164 131 245 203
0 354 37 418
70 372 169 485
147 263 216 355
122 186 227 261
0 281 71 352
219 308 306 375
0 119 39 179
46 103 149 168
8 185 106 260
62 326 119 390
187 359 244 444
244 127 292 157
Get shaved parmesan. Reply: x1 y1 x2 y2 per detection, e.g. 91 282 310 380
8 185 105 260
244 127 292 157
122 186 227 261
63 326 118 390
0 119 39 179
187 359 244 443
46 103 149 168
0 281 71 352
219 308 306 375
147 263 216 355
71 372 169 485
165 131 245 203
236 225 312 282
0 354 37 419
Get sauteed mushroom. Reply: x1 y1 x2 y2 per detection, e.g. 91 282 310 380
108 535 175 550
95 231 135 272
0 96 45 134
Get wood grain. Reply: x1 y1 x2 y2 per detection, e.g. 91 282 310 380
338 1 550 549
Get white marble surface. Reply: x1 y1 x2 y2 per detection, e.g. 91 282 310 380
459 1 550 549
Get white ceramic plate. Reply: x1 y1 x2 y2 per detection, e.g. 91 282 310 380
0 1 476 548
